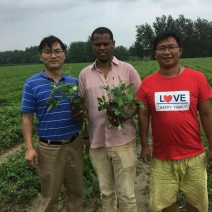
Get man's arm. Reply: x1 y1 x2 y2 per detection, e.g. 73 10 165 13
198 99 212 167
22 112 38 167
138 104 151 164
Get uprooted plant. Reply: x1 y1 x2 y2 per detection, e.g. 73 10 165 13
46 81 87 130
97 76 143 131
46 82 84 112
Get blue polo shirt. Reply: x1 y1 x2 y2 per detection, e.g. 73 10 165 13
21 70 80 140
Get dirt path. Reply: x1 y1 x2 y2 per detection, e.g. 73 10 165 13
0 143 151 212
0 143 23 164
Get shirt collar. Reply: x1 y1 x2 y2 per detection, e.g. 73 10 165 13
91 56 119 70
40 70 65 81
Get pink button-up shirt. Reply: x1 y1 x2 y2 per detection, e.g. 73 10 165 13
79 57 141 148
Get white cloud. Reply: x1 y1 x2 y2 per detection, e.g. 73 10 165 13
0 0 211 51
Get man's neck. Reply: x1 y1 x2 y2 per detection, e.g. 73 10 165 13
96 57 112 69
159 66 181 78
96 58 113 79
45 69 63 83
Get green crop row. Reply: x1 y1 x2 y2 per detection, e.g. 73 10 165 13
0 147 98 211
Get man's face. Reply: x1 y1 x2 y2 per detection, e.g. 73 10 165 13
40 42 65 71
155 37 182 68
92 33 115 62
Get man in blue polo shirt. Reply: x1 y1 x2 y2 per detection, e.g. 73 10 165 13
21 35 83 212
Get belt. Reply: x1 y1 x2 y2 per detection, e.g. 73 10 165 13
39 132 79 145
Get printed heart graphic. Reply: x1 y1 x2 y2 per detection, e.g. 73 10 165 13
164 95 172 103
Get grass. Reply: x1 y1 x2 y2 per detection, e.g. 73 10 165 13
0 58 211 210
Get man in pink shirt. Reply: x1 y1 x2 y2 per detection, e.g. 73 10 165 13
79 27 141 212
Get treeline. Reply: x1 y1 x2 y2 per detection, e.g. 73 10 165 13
131 14 212 59
0 40 130 64
1 14 212 65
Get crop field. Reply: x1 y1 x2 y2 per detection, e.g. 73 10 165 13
0 58 211 211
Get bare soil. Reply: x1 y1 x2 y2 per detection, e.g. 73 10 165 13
0 143 23 164
0 144 151 212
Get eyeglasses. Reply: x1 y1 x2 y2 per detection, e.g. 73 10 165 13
156 45 179 52
42 49 64 56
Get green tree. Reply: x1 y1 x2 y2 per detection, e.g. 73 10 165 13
68 42 86 63
193 18 212 57
113 46 130 61
24 46 39 63
86 36 95 62
134 14 212 59
134 23 155 59
173 15 195 58
67 41 93 63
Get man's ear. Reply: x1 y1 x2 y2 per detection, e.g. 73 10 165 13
40 54 43 62
179 47 182 55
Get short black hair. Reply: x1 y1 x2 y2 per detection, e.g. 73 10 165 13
91 27 113 42
153 30 182 51
39 35 66 52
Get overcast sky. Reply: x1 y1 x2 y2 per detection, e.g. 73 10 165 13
1 0 212 51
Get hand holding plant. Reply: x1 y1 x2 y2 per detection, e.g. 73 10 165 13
46 82 85 112
46 81 88 130
97 76 143 131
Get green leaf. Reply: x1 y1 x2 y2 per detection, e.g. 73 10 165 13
98 106 102 111
127 94 134 102
114 109 120 115
125 83 134 90
47 105 53 112
97 97 103 103
118 98 124 107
